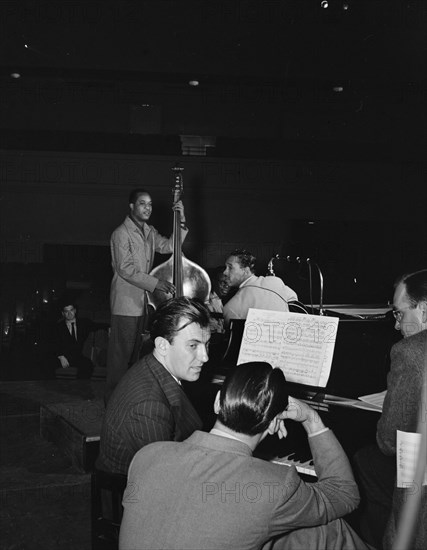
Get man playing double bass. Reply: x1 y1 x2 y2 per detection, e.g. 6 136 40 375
105 188 188 403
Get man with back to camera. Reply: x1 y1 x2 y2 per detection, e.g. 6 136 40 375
96 297 210 477
354 269 427 549
222 249 298 327
105 188 188 402
119 361 372 550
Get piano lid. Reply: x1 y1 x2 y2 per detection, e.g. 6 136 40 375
320 304 392 319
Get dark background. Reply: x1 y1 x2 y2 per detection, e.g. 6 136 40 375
1 0 426 374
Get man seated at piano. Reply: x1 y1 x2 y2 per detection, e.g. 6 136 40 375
96 297 211 477
120 361 372 550
222 249 298 327
353 269 427 550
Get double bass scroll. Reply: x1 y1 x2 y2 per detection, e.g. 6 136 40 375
147 165 211 310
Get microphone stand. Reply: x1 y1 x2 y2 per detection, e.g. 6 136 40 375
267 255 325 315
307 259 325 316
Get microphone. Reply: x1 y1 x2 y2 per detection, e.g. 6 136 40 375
266 254 324 315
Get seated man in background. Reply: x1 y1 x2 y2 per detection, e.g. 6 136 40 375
96 297 210 476
120 362 371 550
207 266 232 335
222 249 298 327
205 267 233 368
354 268 427 550
55 301 109 379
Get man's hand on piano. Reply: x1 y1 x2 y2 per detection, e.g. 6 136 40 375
278 396 326 436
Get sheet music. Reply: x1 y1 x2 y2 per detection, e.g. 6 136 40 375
396 430 427 488
237 309 339 387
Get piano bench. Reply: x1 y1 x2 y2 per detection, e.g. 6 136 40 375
91 469 127 550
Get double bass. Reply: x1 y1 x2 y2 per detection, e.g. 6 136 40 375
148 165 211 309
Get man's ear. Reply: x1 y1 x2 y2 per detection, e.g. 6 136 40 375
154 336 169 357
213 390 220 415
244 266 252 278
421 301 427 323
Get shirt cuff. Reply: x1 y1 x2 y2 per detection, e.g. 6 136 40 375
307 427 330 438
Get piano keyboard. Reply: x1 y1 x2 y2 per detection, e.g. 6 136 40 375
271 454 316 478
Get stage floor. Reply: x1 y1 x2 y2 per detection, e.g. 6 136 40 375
0 375 218 549
1 379 107 550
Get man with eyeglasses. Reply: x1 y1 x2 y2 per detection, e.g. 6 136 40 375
391 271 427 338
353 269 427 549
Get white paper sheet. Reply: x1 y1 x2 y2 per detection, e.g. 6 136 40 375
237 309 339 387
396 430 427 488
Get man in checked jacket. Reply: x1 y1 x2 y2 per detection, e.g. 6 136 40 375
105 188 188 403
96 297 210 477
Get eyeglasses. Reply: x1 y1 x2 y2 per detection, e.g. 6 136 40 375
392 306 414 322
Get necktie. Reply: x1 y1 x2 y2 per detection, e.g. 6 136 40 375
71 322 77 340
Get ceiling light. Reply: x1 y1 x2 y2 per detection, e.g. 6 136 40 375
10 72 21 79
189 80 199 87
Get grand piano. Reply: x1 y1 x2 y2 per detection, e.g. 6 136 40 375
185 305 397 479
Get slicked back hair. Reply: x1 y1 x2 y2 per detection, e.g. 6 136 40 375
150 297 211 343
128 188 150 205
396 269 427 307
217 362 289 436
229 249 256 273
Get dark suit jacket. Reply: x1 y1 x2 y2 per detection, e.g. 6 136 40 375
120 430 363 550
55 317 108 363
96 352 202 476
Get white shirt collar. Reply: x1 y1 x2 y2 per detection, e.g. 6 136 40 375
210 427 247 445
167 370 181 385
152 350 182 385
239 274 255 288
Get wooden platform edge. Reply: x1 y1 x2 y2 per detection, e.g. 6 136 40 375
40 404 100 473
